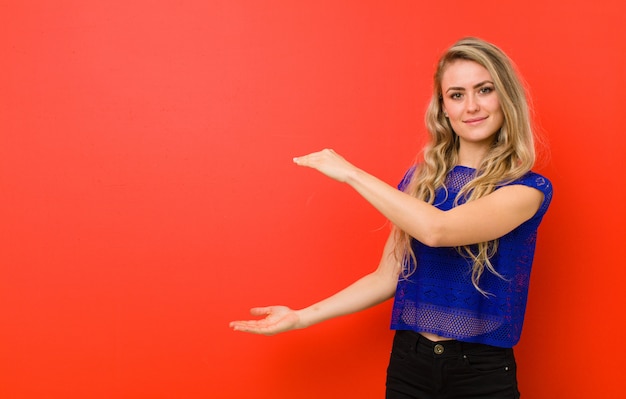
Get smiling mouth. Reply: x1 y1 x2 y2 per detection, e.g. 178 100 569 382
463 116 488 124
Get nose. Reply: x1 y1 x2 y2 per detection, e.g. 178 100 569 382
466 94 480 113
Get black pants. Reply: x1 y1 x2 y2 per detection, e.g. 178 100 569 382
386 330 520 399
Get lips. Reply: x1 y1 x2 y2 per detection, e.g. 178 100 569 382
463 116 488 124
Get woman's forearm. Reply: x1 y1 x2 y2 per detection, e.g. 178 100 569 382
293 150 444 246
295 230 401 329
345 168 443 247
296 269 398 329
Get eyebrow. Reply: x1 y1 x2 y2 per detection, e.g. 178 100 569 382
445 80 494 93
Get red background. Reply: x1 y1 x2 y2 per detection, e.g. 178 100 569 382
1 1 625 398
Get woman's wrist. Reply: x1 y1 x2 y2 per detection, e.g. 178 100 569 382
294 308 313 330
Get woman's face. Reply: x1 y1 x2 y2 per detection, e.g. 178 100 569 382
440 60 504 149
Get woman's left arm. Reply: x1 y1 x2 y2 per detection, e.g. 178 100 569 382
294 149 544 247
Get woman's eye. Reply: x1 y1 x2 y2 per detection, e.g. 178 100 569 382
479 86 494 94
450 93 462 100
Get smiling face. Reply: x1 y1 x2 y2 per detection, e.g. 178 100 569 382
440 59 504 158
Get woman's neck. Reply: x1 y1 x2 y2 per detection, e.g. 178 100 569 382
457 141 492 169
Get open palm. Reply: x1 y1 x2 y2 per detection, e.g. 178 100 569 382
230 306 301 336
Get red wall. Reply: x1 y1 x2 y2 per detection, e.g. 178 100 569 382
1 1 625 398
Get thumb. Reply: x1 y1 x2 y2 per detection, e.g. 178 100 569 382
249 307 272 317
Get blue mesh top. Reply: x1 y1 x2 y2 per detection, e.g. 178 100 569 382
390 165 553 348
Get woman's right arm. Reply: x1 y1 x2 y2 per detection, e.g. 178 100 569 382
229 228 402 335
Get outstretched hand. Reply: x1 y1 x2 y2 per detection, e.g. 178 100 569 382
229 306 301 336
293 149 359 183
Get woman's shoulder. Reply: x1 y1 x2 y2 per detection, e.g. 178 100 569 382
509 171 552 194
502 171 553 214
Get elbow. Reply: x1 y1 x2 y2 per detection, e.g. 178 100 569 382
398 209 450 247
420 233 446 248
416 221 448 248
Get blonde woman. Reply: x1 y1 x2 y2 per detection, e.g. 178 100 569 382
230 38 552 399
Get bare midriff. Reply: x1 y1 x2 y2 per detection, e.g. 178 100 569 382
419 331 455 342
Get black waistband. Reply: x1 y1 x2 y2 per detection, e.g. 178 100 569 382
395 330 510 357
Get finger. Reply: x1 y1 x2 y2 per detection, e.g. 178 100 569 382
249 307 272 316
231 323 262 333
293 149 333 166
230 320 267 330
293 155 310 166
230 321 276 335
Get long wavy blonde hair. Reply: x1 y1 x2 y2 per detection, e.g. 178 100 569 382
395 37 536 296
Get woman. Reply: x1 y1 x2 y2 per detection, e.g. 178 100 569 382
230 37 552 398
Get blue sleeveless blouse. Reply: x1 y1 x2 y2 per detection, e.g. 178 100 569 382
390 166 553 348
